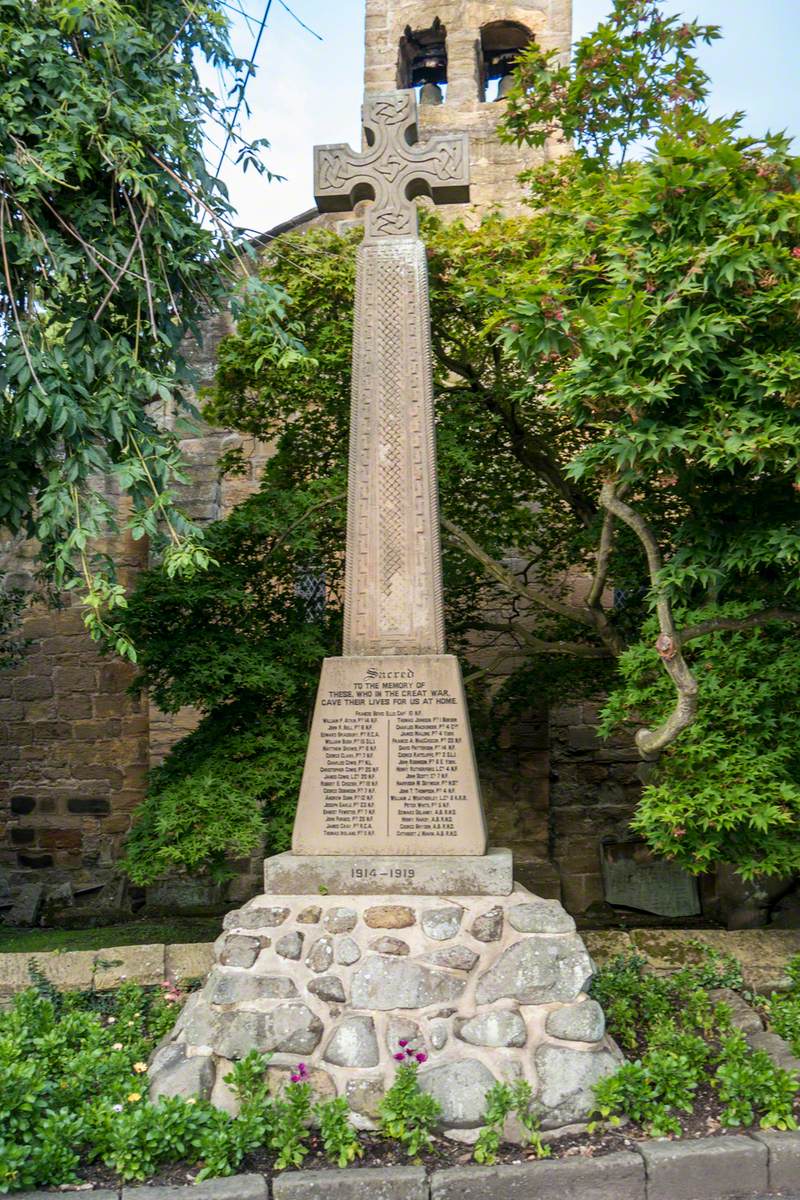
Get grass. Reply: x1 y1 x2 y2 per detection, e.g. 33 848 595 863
0 916 222 954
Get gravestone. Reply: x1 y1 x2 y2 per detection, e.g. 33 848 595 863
150 92 619 1138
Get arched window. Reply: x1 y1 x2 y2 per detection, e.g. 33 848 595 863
480 20 532 102
398 17 447 106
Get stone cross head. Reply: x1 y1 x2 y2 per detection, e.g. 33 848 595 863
314 91 470 240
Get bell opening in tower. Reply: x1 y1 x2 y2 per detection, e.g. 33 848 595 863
398 17 447 106
480 19 532 102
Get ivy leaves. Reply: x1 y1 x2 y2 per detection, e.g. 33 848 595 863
0 0 277 657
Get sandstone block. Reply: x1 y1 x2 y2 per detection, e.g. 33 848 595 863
224 905 289 930
364 905 416 929
470 906 503 942
336 936 361 965
95 943 165 989
346 1077 385 1119
218 935 264 970
421 946 478 972
166 942 214 984
214 1003 323 1059
276 932 304 960
148 1042 215 1102
323 906 358 933
273 1167 426 1200
369 936 409 956
205 969 296 1006
635 1134 767 1200
264 849 513 896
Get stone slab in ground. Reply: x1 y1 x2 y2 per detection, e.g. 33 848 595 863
150 882 619 1136
629 928 800 991
751 1129 800 1191
430 1151 645 1200
123 1176 266 1200
264 847 513 896
273 1165 427 1200
636 1134 767 1200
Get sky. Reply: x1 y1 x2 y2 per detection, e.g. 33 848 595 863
205 0 800 235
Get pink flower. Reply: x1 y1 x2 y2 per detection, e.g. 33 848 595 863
415 1052 428 1064
290 1074 300 1083
398 1040 409 1048
792 247 800 259
393 1052 406 1061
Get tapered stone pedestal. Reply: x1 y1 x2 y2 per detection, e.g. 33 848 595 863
149 876 621 1137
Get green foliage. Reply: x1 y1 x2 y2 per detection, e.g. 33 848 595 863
0 990 368 1191
473 1080 549 1165
0 585 26 670
0 0 279 653
269 1077 312 1171
502 0 720 164
122 707 302 885
760 955 800 1058
378 1061 441 1159
315 1096 363 1168
715 1031 798 1131
589 953 798 1136
601 609 800 878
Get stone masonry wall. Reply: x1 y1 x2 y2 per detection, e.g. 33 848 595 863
549 700 643 915
0 512 149 921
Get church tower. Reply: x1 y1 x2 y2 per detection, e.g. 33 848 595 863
363 1 573 216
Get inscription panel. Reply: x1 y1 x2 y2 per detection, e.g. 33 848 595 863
294 655 487 856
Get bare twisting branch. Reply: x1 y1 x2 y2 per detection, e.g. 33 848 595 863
600 479 698 759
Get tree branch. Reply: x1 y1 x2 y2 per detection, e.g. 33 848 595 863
600 480 698 759
475 619 611 658
680 608 800 644
442 515 595 628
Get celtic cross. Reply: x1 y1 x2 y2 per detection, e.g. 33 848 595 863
315 91 469 241
313 91 471 655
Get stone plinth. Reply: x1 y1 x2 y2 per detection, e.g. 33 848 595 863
265 848 513 896
293 655 486 856
149 883 620 1137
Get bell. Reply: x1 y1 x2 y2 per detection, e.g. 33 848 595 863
496 73 515 100
420 81 443 106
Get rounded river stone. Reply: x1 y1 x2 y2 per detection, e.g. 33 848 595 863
545 999 605 1043
418 1059 497 1128
323 1015 380 1068
475 934 593 1005
507 901 575 934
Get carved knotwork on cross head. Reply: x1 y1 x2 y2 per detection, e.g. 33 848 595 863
314 91 469 240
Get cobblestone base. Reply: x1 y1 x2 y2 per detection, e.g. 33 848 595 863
149 884 621 1136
